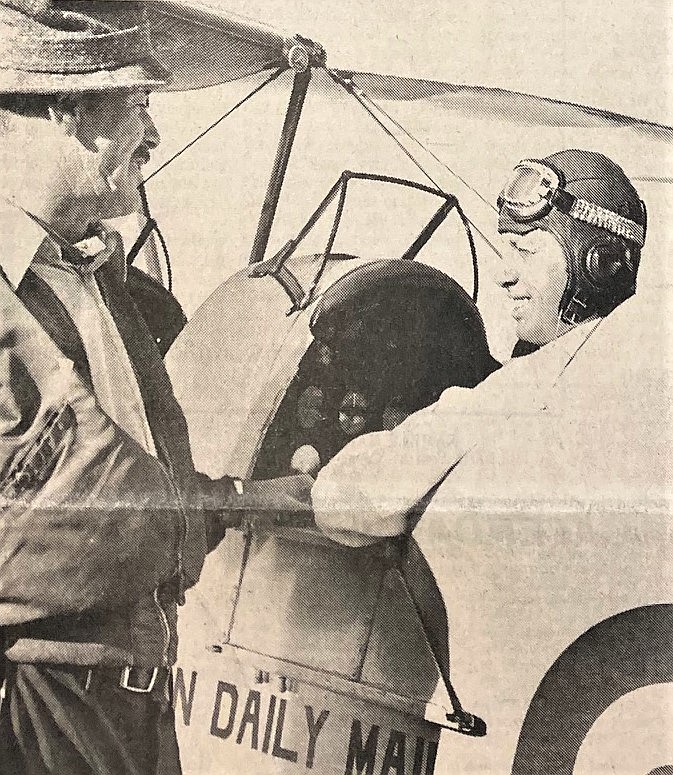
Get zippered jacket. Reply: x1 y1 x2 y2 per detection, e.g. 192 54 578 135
0 264 208 668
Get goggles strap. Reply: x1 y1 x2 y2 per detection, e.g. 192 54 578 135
567 196 645 247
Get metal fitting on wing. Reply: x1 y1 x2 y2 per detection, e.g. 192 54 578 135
284 35 326 72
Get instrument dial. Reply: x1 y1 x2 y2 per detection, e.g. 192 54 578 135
338 391 369 437
297 386 324 429
316 343 333 367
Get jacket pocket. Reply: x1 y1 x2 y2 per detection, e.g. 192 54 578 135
0 404 74 501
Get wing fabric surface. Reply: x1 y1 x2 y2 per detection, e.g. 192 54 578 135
339 71 673 139
75 0 289 91
148 2 288 91
315 69 673 230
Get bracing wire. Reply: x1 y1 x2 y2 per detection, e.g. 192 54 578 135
328 69 503 259
332 71 496 214
362 85 498 215
131 67 286 292
154 223 173 293
455 201 479 301
141 67 286 187
327 70 442 190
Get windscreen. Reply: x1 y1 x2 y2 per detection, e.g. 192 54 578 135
278 175 478 303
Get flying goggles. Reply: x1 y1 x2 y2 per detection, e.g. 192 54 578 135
498 159 645 247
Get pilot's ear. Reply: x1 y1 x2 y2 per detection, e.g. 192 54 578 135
47 101 81 136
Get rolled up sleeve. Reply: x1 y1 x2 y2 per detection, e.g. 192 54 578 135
312 386 481 545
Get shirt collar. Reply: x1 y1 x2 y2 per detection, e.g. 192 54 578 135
0 200 52 287
1 199 115 283
31 236 85 274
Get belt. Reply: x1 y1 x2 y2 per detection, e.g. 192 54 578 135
85 665 169 694
4 662 170 696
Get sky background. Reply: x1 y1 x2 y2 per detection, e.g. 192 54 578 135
206 0 673 125
141 0 673 360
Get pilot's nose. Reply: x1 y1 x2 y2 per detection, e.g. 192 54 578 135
496 258 519 289
141 109 161 149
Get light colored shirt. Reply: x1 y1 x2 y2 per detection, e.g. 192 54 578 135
1 202 156 455
0 201 48 287
30 239 157 456
312 320 600 545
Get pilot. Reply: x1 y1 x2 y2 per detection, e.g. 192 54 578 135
311 148 646 546
0 2 311 774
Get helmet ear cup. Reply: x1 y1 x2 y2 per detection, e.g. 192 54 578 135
561 238 635 325
585 239 631 287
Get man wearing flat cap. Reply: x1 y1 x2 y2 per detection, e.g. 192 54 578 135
313 148 647 545
0 2 312 773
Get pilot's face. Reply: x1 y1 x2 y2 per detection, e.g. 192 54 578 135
497 229 571 345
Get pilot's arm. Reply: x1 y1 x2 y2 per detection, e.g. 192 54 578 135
312 327 590 547
312 384 489 547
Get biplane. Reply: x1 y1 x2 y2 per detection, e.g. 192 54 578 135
88 2 673 773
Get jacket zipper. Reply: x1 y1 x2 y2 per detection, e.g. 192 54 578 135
153 588 171 666
148 452 188 664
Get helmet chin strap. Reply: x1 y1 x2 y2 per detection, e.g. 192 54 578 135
560 290 591 326
557 236 595 326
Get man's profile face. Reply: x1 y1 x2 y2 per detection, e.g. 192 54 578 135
74 87 160 219
0 87 161 240
498 229 570 345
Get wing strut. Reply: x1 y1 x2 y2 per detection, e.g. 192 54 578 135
249 68 312 264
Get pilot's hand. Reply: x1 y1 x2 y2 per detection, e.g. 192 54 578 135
240 474 314 528
193 472 314 550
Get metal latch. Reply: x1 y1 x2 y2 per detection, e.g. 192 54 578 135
444 710 487 737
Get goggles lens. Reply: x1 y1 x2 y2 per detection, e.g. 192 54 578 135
499 161 560 220
498 159 645 247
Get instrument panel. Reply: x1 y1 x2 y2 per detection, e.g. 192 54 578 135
253 260 498 479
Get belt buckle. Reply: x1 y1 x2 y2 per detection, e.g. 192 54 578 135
119 666 159 693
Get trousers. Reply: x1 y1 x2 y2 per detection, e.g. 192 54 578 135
0 663 182 775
